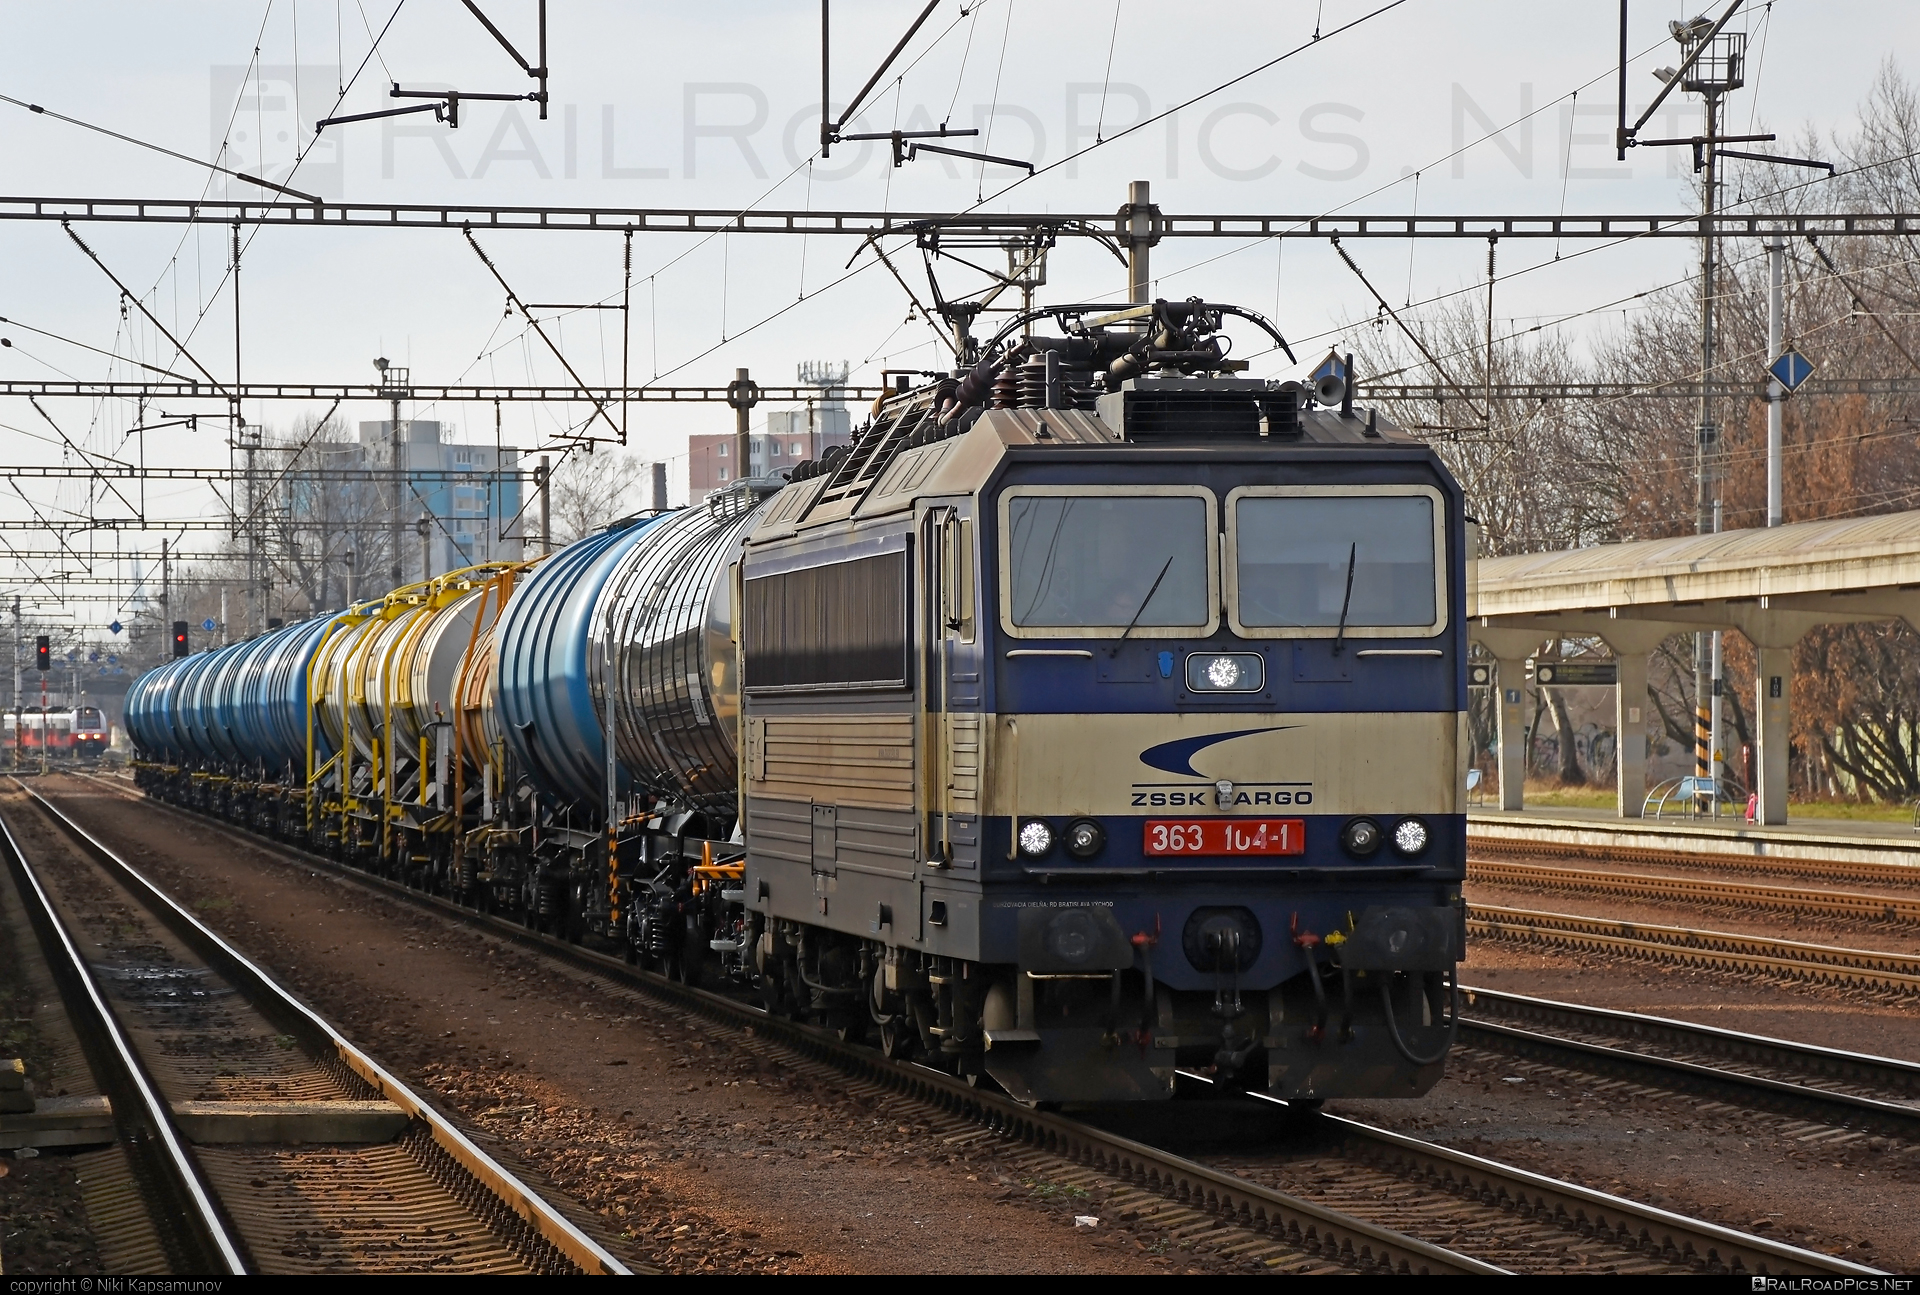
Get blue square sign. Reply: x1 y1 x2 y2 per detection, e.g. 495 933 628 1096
1770 348 1814 392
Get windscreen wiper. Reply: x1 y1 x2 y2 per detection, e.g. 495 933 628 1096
1111 554 1176 658
1330 542 1358 657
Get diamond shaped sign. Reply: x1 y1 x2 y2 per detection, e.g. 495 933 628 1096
107 620 122 635
1770 348 1814 393
202 617 217 632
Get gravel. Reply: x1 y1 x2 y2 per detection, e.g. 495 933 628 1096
43 780 1237 1275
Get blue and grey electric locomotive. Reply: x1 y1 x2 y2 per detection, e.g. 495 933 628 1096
127 298 1467 1106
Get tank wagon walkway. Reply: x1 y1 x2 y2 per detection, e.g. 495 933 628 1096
1469 509 1920 825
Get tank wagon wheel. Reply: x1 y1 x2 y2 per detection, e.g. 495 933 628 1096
672 913 710 988
565 877 594 945
672 950 704 990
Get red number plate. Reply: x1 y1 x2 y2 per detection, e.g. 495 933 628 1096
1143 819 1305 857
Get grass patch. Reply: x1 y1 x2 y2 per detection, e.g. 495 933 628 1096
1515 787 1620 810
1786 800 1916 824
1026 1179 1090 1201
194 895 234 913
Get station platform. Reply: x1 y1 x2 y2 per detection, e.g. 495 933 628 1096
1467 804 1920 868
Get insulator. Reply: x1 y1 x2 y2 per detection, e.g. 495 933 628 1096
990 372 1018 409
1015 357 1048 408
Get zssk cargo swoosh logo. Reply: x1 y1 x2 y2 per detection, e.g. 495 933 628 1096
1137 727 1299 778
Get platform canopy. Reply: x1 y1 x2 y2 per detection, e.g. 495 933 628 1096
1467 509 1920 824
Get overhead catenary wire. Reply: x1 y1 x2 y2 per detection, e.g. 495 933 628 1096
0 93 320 203
6 8 1912 607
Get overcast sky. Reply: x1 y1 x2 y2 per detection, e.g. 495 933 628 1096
3 0 1916 623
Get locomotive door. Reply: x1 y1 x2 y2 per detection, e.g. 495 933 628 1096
925 505 980 867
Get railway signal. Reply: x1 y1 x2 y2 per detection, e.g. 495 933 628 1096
172 621 189 658
34 636 48 671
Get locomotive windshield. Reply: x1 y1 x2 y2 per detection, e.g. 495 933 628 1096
1230 490 1440 631
1004 490 1213 633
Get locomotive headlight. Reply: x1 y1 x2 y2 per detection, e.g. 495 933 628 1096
1340 817 1384 858
1064 818 1106 859
1391 817 1431 857
1017 818 1055 858
1185 652 1264 692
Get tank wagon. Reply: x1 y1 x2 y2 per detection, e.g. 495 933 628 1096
128 299 1469 1105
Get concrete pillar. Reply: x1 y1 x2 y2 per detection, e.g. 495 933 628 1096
1472 626 1548 814
1615 653 1649 818
1495 658 1529 811
1755 645 1791 826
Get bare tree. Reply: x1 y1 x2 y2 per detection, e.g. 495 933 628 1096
547 446 653 544
1359 61 1920 801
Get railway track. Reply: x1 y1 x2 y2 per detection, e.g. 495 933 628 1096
1457 986 1920 1142
49 773 1877 1278
1469 833 1920 890
0 780 632 1276
1470 904 1920 997
1469 858 1920 927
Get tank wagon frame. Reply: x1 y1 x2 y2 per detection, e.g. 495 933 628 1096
129 299 1470 1107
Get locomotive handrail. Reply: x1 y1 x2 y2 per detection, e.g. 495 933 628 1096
1004 717 1019 860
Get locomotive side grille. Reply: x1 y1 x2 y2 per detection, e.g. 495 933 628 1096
743 551 909 691
748 716 917 809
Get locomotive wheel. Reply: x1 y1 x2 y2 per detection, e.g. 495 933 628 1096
757 973 785 1015
876 1017 916 1060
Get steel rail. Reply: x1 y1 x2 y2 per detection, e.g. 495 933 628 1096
1308 1109 1877 1275
1463 986 1920 1108
1457 1006 1920 1143
0 800 247 1273
1184 1066 1879 1275
68 774 1879 1276
2 195 1915 239
17 780 631 1276
1467 835 1920 890
1470 904 1920 995
1469 858 1920 925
